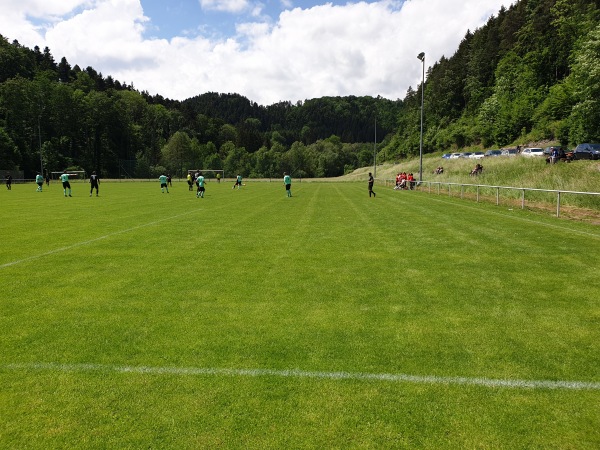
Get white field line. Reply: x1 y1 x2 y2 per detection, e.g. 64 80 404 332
2 362 599 391
0 210 200 269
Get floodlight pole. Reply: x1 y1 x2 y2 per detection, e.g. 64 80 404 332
417 52 425 182
38 114 43 175
373 118 377 178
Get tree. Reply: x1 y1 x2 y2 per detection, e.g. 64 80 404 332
568 23 600 142
161 131 192 177
0 127 20 168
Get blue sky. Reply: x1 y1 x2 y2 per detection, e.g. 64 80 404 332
0 0 514 105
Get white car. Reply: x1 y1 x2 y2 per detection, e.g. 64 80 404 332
521 147 544 157
469 152 485 159
449 153 462 159
501 149 518 156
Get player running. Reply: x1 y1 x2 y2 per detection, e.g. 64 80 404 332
159 173 169 193
233 174 242 189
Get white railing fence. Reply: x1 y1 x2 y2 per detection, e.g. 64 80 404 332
384 179 600 218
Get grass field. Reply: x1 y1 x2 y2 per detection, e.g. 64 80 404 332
1 179 600 449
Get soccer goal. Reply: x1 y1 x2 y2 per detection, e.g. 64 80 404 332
51 170 87 182
187 169 224 181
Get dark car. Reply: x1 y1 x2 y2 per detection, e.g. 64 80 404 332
573 143 600 160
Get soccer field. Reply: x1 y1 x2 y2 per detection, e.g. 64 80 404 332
1 180 599 448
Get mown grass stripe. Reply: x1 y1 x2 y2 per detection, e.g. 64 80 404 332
0 209 203 269
3 362 599 391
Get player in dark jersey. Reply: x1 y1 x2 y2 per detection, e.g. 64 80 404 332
89 171 100 197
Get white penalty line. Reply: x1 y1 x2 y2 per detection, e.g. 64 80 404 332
0 209 201 269
2 362 599 391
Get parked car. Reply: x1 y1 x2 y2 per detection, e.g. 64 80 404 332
573 143 600 160
460 152 473 158
484 149 502 157
442 153 452 159
449 152 462 159
521 147 544 157
469 152 485 159
501 149 518 156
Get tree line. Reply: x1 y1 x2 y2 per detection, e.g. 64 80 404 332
1 0 599 179
0 38 401 178
387 0 600 160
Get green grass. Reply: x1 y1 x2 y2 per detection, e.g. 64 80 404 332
1 180 600 448
347 155 600 212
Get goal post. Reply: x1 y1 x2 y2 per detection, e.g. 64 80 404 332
51 170 87 182
187 169 224 181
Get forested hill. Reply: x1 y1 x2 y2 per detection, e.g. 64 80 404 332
1 0 599 179
385 0 600 160
0 35 401 178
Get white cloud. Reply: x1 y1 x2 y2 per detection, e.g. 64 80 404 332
0 0 514 105
200 0 251 14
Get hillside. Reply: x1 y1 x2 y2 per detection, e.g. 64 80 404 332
2 0 599 182
345 153 600 222
383 0 600 160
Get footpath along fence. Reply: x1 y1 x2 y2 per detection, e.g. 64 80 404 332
383 179 600 218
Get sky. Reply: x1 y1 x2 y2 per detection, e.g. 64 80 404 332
0 0 514 105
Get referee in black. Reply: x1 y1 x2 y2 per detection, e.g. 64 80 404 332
89 171 100 197
368 172 376 197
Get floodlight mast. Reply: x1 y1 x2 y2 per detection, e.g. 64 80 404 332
417 52 425 183
373 118 377 178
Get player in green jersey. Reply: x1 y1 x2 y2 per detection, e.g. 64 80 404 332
35 173 44 192
196 172 205 198
159 173 169 193
283 172 292 197
233 174 242 189
60 171 72 197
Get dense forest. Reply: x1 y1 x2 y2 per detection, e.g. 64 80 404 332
389 0 600 159
1 0 599 179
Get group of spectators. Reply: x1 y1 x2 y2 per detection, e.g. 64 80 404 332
394 172 416 190
470 164 484 176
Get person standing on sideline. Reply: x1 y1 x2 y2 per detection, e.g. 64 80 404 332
89 171 100 196
36 173 44 192
233 174 242 189
283 172 292 197
5 173 12 190
60 170 72 197
45 173 50 186
368 172 376 197
159 173 169 193
196 172 205 198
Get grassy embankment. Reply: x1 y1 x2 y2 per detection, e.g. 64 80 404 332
345 153 600 220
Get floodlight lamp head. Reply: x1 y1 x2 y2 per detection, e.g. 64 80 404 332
417 52 425 62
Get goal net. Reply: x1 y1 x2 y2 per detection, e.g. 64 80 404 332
187 169 224 181
51 170 87 182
